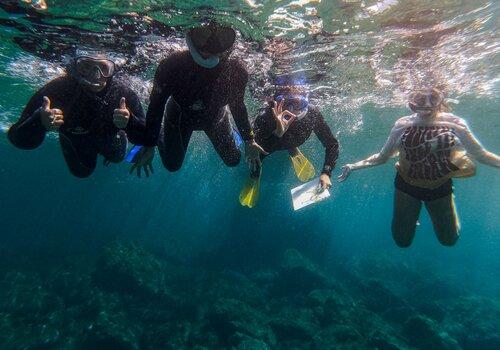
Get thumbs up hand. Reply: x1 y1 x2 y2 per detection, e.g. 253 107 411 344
113 97 130 129
39 96 64 131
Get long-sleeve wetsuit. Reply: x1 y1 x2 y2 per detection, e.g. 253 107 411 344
8 75 146 178
253 105 339 177
142 50 253 171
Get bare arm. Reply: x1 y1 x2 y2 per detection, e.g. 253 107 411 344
352 125 402 169
455 122 500 168
338 122 404 182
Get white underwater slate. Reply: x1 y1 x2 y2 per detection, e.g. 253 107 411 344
291 178 330 211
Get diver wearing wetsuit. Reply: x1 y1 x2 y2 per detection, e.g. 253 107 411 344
8 52 146 178
239 84 339 208
133 22 266 175
253 105 339 177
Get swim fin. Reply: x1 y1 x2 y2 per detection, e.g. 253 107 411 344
290 149 315 182
239 177 261 208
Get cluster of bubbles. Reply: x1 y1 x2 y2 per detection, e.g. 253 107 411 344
1 0 498 136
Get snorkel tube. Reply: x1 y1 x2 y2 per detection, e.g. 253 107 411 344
186 35 220 69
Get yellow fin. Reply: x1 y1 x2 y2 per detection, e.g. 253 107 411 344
290 150 315 182
239 177 261 208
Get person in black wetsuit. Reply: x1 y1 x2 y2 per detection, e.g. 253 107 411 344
8 51 146 178
239 83 340 207
131 22 266 176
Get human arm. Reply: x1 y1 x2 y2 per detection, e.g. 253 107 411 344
8 81 64 149
228 62 268 170
143 60 174 147
111 88 146 145
228 63 253 142
338 122 402 182
313 110 339 177
253 106 278 140
128 60 174 177
310 111 338 190
455 121 500 168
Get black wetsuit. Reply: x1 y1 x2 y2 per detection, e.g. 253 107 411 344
252 105 339 177
8 76 146 178
142 50 252 171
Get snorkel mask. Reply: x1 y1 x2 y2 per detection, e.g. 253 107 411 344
409 89 444 115
70 51 116 91
186 22 236 69
273 75 310 119
276 94 310 120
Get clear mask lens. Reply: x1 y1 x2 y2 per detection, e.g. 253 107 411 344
76 57 115 79
277 94 309 112
409 91 443 112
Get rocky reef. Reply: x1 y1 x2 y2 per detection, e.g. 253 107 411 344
0 242 498 349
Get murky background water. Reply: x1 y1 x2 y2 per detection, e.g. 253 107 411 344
0 1 498 349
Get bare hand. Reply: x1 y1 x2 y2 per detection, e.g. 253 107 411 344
245 140 268 173
39 96 64 131
318 173 332 192
272 99 297 137
130 146 154 178
113 97 130 129
337 164 353 182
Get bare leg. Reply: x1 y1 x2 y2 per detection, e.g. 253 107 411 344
424 194 460 246
392 189 423 248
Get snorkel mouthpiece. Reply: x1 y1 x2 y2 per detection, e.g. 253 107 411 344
79 77 103 88
186 35 220 68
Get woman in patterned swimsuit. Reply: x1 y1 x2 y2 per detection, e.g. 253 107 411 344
338 88 500 247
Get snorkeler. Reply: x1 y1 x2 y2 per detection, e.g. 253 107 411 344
131 21 265 176
8 50 146 178
239 83 340 208
21 0 47 11
338 88 500 247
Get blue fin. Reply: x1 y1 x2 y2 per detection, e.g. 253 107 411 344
126 145 143 163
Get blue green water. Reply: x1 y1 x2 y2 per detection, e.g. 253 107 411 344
0 1 499 349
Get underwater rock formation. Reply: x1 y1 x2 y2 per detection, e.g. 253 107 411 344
404 315 460 350
207 298 276 347
0 242 497 349
271 248 333 296
92 242 167 298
